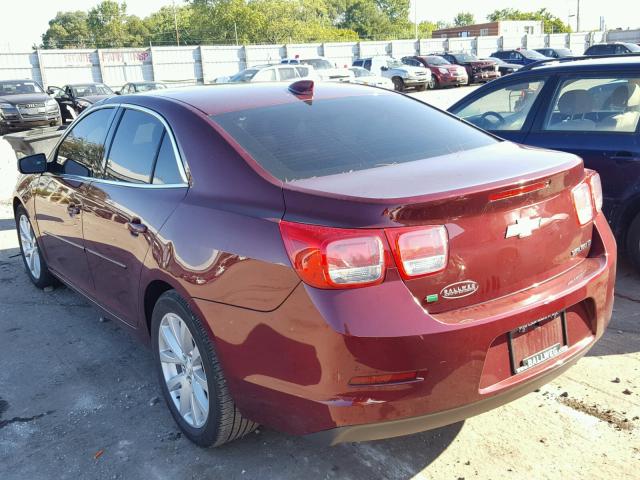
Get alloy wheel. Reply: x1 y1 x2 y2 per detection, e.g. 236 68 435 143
19 214 41 280
158 312 209 428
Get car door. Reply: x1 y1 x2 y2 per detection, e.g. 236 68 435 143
34 107 118 295
524 73 640 225
449 75 553 143
82 106 188 327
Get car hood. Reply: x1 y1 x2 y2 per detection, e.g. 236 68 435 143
461 60 495 67
0 93 51 105
77 94 112 103
397 65 428 75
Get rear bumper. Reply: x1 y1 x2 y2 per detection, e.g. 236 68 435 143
306 342 589 445
193 214 616 442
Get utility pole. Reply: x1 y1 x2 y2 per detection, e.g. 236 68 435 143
576 0 581 32
234 22 239 46
414 0 418 39
172 0 180 46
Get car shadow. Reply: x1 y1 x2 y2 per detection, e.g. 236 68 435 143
0 217 16 233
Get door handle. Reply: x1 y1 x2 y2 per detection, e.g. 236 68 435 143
611 151 636 163
66 204 81 216
126 219 147 236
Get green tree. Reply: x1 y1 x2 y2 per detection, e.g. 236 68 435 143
87 1 130 47
41 11 91 49
487 8 571 33
453 11 475 27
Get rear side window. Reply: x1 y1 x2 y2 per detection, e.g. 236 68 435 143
55 108 115 176
544 77 640 133
106 109 164 183
152 133 183 185
212 94 495 182
279 67 297 80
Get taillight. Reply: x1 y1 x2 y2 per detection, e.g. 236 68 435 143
588 172 603 213
386 226 448 279
279 221 388 289
280 221 449 288
572 182 595 225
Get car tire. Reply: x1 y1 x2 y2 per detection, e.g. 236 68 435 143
15 205 57 289
151 290 257 447
392 77 405 92
430 77 439 90
626 212 640 272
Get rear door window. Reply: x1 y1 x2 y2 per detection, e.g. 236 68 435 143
212 93 495 182
453 79 546 131
543 76 640 133
54 108 116 176
105 109 164 183
253 68 276 82
152 133 183 185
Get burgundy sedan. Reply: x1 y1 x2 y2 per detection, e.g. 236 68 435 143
13 81 616 447
402 55 469 88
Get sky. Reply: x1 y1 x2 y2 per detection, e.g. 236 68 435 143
0 0 639 51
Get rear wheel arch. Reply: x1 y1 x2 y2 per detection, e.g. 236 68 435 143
143 279 175 334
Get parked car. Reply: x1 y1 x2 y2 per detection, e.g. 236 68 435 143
47 83 115 121
280 57 351 81
490 49 551 66
584 42 640 56
0 79 61 135
535 48 574 59
486 57 522 76
213 64 318 84
352 56 430 91
448 55 640 270
434 53 500 84
13 80 615 447
118 81 167 94
346 67 393 89
401 55 468 88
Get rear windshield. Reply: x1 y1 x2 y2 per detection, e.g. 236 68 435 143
212 94 495 182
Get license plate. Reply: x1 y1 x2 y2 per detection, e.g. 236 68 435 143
24 107 45 114
508 311 568 374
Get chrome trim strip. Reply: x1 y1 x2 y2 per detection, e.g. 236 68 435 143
42 231 84 250
49 102 191 187
44 231 127 269
53 173 188 189
85 247 127 269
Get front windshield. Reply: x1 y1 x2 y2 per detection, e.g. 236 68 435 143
350 67 371 78
521 49 548 59
454 53 477 63
136 83 166 92
386 58 404 68
230 69 258 82
425 56 449 66
0 80 44 95
300 59 333 70
71 84 113 96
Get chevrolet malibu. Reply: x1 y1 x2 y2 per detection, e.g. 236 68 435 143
13 81 616 447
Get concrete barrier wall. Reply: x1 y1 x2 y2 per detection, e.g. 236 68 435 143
0 30 624 89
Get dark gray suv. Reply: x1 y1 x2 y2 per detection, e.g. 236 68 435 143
0 79 61 135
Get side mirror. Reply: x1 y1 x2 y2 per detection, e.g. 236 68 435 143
381 66 389 71
18 153 47 174
47 86 62 95
116 90 122 95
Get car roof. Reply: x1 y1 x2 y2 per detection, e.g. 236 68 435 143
516 54 640 73
122 82 393 116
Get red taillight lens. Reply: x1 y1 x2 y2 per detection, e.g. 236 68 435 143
385 226 448 279
587 172 603 213
572 182 595 225
279 221 388 289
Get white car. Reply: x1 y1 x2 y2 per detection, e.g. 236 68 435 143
213 64 318 84
346 67 394 89
281 57 351 81
353 56 431 92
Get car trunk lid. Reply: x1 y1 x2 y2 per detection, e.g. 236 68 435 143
282 142 592 315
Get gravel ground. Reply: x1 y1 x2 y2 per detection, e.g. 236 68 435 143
0 86 638 479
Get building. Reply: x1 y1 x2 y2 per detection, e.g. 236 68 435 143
433 21 544 39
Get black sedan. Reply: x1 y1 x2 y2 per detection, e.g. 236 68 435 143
47 83 115 121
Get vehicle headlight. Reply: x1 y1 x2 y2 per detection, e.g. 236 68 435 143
46 99 58 110
457 67 467 75
0 103 14 110
77 99 91 108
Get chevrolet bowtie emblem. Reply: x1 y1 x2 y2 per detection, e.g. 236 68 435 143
505 216 542 239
